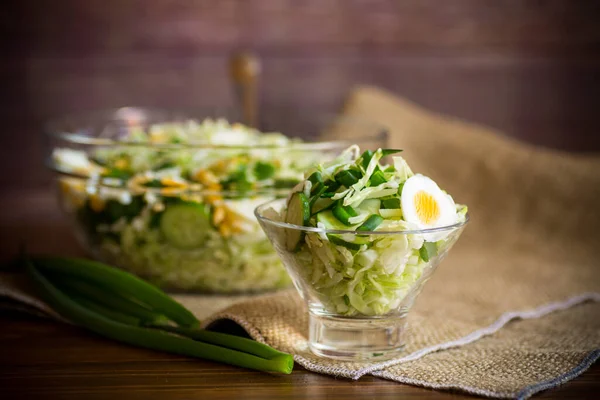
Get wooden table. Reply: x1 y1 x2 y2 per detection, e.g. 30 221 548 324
1 189 598 399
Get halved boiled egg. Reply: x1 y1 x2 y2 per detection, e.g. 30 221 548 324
401 174 457 231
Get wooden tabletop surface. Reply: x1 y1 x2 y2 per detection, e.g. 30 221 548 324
1 189 599 399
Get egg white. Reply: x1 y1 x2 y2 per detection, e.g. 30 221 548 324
401 174 457 231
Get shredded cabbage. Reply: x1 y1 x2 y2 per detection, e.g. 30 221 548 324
279 146 467 316
53 118 318 293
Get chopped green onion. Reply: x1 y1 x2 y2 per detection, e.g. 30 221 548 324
357 215 384 231
307 171 323 185
273 178 301 188
398 182 405 196
335 170 361 187
143 179 165 188
419 242 438 262
101 168 132 180
369 170 387 186
381 198 401 209
360 150 374 170
381 149 403 157
332 203 358 226
254 162 276 180
309 184 327 206
324 180 341 193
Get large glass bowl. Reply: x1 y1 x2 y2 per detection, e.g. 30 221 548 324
44 108 387 293
255 198 469 360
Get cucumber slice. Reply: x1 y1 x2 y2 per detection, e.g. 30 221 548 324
357 214 384 232
311 197 335 215
327 234 362 251
355 199 381 215
316 210 359 231
160 203 210 249
285 192 310 251
379 208 403 219
332 203 358 226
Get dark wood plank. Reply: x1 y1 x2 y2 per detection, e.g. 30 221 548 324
9 0 600 56
0 314 598 399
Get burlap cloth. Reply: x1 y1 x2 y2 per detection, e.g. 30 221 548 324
1 86 599 398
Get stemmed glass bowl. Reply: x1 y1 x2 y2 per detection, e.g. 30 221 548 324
255 198 469 360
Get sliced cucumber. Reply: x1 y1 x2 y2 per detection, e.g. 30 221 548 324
327 234 362 251
160 203 210 249
355 199 381 215
357 214 384 232
316 210 359 231
332 203 358 226
328 231 371 249
379 208 403 219
311 197 335 215
285 192 310 251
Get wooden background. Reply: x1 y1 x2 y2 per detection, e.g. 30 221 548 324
2 0 600 192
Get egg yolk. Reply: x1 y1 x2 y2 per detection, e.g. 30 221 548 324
414 190 440 224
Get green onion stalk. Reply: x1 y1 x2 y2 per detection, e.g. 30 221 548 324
24 256 294 374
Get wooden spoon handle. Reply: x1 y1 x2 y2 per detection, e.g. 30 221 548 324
229 51 261 128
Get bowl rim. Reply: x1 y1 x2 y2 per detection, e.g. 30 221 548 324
44 107 388 150
254 197 470 236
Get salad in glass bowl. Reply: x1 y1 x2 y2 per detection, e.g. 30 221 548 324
46 108 386 293
255 146 468 359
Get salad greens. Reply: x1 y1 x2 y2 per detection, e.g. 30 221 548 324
279 146 468 316
53 118 319 292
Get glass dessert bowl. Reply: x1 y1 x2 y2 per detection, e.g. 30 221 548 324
255 147 469 360
44 108 386 293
